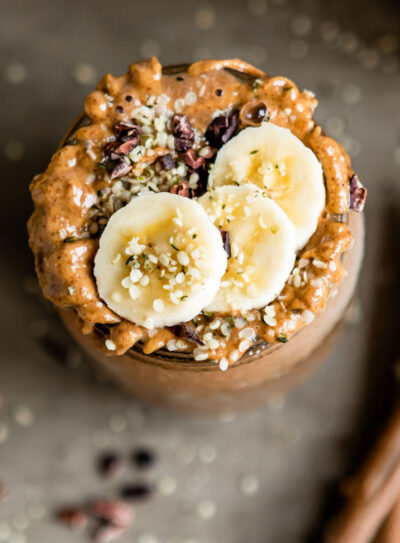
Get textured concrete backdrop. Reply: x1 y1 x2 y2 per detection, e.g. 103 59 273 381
1 1 400 542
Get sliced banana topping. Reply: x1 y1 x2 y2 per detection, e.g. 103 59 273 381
199 184 296 312
94 192 227 328
208 123 325 250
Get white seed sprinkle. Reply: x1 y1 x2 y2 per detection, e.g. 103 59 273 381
219 358 229 371
166 339 177 351
313 258 327 269
129 284 141 300
209 319 221 330
239 327 256 340
239 339 250 353
301 309 315 324
177 251 190 266
298 258 309 268
310 278 323 288
264 305 276 317
194 351 208 361
229 350 240 362
263 314 277 327
105 339 116 351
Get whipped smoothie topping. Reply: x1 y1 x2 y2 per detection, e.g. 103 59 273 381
28 57 367 366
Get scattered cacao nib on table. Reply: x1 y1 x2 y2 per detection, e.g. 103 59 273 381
131 447 156 470
56 445 156 542
91 499 135 528
97 451 124 478
350 174 367 212
57 507 89 532
119 483 153 501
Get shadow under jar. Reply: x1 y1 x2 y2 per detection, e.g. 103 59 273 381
32 59 365 414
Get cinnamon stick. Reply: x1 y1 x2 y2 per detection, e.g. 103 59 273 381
378 498 400 543
324 402 400 543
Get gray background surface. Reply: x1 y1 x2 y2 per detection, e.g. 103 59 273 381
1 1 400 542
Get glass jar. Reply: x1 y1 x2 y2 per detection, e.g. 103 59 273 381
60 211 364 413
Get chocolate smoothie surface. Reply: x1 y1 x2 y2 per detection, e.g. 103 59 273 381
28 57 366 364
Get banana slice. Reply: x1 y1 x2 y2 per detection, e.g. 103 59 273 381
198 184 296 312
208 123 325 250
94 192 227 329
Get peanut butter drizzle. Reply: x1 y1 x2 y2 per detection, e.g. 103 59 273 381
28 57 355 363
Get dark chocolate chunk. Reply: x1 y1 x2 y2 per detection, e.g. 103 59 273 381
215 88 223 96
131 448 156 469
115 106 124 114
160 153 175 170
110 160 132 180
169 322 205 346
119 483 153 501
219 229 231 258
173 114 194 152
124 95 133 102
205 110 239 148
350 174 367 212
97 452 123 478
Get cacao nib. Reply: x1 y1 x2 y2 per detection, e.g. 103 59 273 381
91 500 134 528
119 483 153 501
350 174 367 212
170 180 190 198
160 153 175 170
205 110 239 148
169 322 205 346
92 524 127 543
105 137 139 160
219 229 231 258
113 122 141 139
182 149 206 170
173 114 194 152
97 452 123 478
56 507 88 531
110 160 132 180
131 448 156 469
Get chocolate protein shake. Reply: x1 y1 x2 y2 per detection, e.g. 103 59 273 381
28 58 366 412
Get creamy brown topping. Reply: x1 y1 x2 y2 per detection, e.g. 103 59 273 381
28 57 363 366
